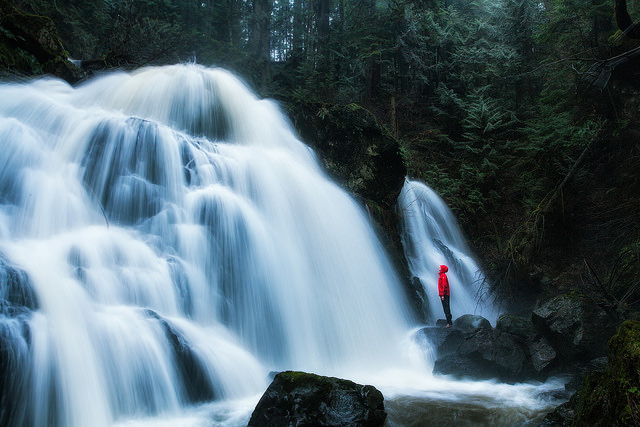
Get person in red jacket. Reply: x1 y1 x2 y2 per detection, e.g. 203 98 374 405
438 265 452 327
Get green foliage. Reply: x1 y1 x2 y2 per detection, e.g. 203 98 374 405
607 241 640 307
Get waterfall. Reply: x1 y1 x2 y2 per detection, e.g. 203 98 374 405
0 64 417 427
398 179 498 323
0 64 566 427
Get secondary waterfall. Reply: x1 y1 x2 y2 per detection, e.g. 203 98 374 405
0 64 415 427
398 179 498 323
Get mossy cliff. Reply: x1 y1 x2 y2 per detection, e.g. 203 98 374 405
0 4 82 83
287 100 412 285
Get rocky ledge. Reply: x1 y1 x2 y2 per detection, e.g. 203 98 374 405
418 294 618 386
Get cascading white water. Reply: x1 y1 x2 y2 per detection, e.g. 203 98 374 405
0 64 564 427
398 179 498 323
0 64 417 427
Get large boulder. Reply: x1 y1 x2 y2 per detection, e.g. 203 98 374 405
452 314 492 333
496 314 557 375
495 314 536 341
531 294 618 361
248 371 386 427
432 326 531 382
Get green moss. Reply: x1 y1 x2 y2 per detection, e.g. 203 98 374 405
277 370 355 390
573 320 640 426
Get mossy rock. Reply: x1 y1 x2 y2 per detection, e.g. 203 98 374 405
573 320 640 426
248 371 386 427
290 101 406 209
0 5 83 82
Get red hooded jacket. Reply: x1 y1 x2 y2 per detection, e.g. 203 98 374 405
438 265 450 296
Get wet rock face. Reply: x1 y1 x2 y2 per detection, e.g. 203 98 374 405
0 256 38 315
496 314 536 340
432 326 531 383
248 371 387 427
531 294 617 361
528 337 557 373
428 313 556 382
0 256 36 427
425 296 621 396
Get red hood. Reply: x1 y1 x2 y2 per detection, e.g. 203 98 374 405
439 265 448 273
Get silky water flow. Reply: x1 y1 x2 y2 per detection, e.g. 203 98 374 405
0 64 565 427
397 179 499 324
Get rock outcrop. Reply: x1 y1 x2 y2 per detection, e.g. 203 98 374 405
531 294 618 361
431 315 532 382
248 371 386 427
427 296 620 384
0 5 83 83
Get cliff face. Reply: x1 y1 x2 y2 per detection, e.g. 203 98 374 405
288 100 411 283
0 5 83 83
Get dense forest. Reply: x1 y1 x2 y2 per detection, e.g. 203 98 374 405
2 0 640 315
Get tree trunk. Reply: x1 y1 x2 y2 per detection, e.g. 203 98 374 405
249 0 272 88
315 0 330 73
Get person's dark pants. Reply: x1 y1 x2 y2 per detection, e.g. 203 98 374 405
441 295 452 324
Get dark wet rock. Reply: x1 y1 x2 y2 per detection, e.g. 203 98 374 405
496 314 536 342
143 309 216 403
435 319 449 328
436 329 466 357
0 316 32 427
433 327 531 382
248 371 386 427
562 357 608 393
539 396 577 427
0 255 38 315
416 325 452 353
541 320 640 426
452 314 492 333
529 337 557 373
291 102 405 209
531 294 617 361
